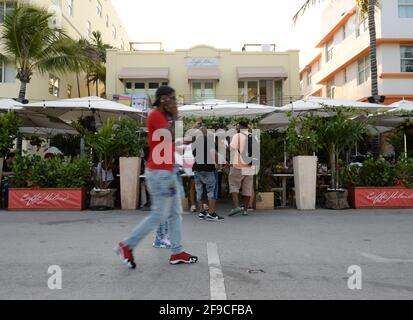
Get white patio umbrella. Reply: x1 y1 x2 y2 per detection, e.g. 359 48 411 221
22 96 145 125
0 98 22 110
280 96 386 112
260 96 385 128
389 99 413 111
179 99 277 117
374 100 413 157
0 98 75 131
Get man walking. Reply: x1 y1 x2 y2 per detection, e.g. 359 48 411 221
192 127 224 221
228 121 256 216
115 86 198 269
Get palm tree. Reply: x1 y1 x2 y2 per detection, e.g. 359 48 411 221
293 0 380 102
0 4 86 102
78 31 112 97
362 0 379 101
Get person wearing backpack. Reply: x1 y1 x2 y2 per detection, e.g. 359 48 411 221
228 121 257 217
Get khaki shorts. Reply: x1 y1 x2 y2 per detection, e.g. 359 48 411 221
228 168 254 197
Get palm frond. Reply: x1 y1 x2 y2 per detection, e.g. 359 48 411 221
292 0 325 25
1 3 83 81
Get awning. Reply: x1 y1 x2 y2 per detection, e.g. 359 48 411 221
237 66 288 79
118 67 169 80
187 67 220 80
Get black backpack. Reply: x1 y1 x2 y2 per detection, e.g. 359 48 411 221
240 132 259 166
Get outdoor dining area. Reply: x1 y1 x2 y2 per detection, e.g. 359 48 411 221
1 95 413 212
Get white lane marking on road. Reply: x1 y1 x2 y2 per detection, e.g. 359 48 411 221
361 252 413 263
207 242 227 300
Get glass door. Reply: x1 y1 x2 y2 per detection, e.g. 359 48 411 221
191 80 216 102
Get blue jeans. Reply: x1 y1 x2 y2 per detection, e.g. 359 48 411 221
155 166 184 241
123 169 183 255
194 171 218 201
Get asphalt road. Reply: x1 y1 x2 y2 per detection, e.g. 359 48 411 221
1 207 413 300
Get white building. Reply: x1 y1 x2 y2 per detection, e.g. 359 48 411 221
297 0 413 105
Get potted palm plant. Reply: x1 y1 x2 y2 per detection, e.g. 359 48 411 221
77 118 120 210
316 108 371 209
286 112 321 210
116 119 147 210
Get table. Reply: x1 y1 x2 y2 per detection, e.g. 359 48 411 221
272 173 331 207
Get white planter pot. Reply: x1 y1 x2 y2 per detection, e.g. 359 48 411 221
293 156 317 210
120 157 141 210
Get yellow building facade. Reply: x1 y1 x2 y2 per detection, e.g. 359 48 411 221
0 0 129 101
106 45 300 107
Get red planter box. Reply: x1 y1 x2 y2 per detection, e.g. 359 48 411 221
350 187 413 209
8 188 86 211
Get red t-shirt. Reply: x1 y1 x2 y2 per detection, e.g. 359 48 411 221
146 109 175 171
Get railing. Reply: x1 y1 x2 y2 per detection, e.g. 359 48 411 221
176 95 303 107
129 42 163 51
242 43 276 52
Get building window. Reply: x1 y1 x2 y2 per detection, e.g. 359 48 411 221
0 1 14 24
401 46 413 72
238 80 282 107
342 25 346 40
399 0 413 18
326 80 335 98
306 69 312 86
357 55 370 85
67 84 72 98
112 25 117 39
124 81 169 103
87 21 91 38
68 0 73 16
125 82 132 94
106 14 109 28
0 61 15 83
49 75 60 97
96 0 102 17
120 40 125 51
325 39 334 62
356 14 368 37
343 68 348 84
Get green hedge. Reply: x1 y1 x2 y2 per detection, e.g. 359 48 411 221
341 157 413 188
10 155 91 188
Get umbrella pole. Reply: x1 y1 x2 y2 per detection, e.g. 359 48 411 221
404 133 407 159
284 139 287 168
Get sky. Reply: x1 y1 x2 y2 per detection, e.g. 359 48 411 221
112 0 323 55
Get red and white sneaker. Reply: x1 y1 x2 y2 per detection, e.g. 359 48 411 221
170 252 198 265
114 241 136 269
